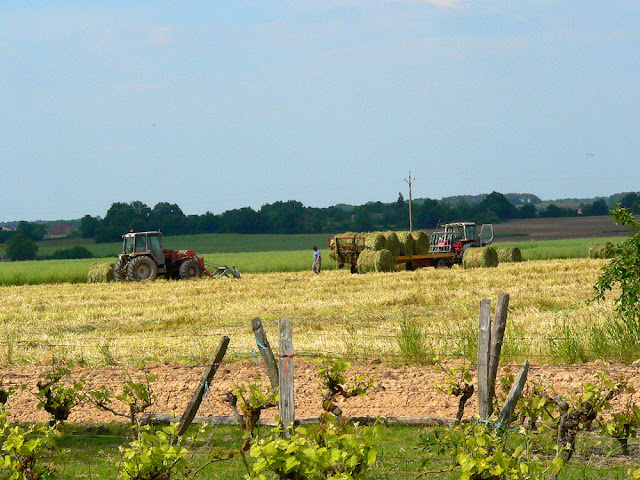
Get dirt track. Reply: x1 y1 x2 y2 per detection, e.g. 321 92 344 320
3 359 639 424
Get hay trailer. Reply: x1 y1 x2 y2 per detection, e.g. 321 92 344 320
404 222 494 269
328 223 493 272
113 231 240 282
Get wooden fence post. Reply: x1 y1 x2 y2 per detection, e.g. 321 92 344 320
252 317 279 390
487 293 509 416
477 299 492 420
278 318 295 437
177 336 230 437
500 360 530 425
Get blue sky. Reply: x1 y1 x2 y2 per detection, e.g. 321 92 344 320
1 1 639 221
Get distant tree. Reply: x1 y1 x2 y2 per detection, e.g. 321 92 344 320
0 230 12 243
518 204 537 219
415 198 448 228
620 193 640 214
260 201 307 234
477 192 517 222
396 192 405 210
152 202 186 235
6 233 38 261
16 221 45 241
582 199 609 216
221 207 268 234
97 201 152 242
539 204 570 218
80 215 100 238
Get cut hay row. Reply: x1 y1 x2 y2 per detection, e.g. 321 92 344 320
462 246 499 269
495 247 522 263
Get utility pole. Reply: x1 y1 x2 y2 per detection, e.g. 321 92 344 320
405 171 414 232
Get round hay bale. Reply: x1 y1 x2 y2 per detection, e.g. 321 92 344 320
364 232 387 251
88 263 115 283
462 246 499 269
411 231 430 255
496 247 522 263
356 249 395 273
382 232 401 257
396 232 416 256
589 242 614 259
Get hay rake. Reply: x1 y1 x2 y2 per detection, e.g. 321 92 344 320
203 262 241 279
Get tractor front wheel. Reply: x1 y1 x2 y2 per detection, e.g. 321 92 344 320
113 258 127 281
179 258 202 280
127 256 158 282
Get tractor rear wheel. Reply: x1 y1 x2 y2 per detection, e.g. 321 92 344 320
127 256 158 281
113 258 127 281
179 258 202 280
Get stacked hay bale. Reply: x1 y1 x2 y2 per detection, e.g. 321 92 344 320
495 247 522 263
356 249 395 273
364 232 387 251
411 231 430 255
382 231 401 257
329 232 360 264
462 246 499 269
87 263 115 283
396 232 416 256
589 242 614 259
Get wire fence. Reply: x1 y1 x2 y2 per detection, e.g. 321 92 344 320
1 320 640 479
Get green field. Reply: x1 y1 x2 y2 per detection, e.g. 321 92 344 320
495 236 621 260
29 423 640 479
0 233 625 286
2 233 332 258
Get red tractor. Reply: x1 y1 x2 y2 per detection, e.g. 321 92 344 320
428 222 494 267
113 231 240 281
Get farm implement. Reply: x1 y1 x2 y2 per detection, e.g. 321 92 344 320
113 231 240 281
329 222 494 272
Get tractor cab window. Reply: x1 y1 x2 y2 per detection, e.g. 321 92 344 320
148 235 163 263
135 234 147 253
124 236 134 254
450 226 463 241
464 225 479 241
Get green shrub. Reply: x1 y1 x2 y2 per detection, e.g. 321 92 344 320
248 422 381 480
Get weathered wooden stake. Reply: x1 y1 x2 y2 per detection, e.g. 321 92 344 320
477 299 492 420
500 360 530 425
251 317 279 390
278 318 295 437
487 293 509 416
177 336 230 437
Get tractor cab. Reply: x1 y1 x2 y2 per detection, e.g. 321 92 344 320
429 222 494 255
122 231 165 267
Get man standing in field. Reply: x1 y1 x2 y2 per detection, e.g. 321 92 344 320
312 246 321 274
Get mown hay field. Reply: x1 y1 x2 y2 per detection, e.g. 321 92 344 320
0 258 618 367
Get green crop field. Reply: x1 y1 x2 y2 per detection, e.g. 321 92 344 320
0 232 626 286
2 233 332 259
